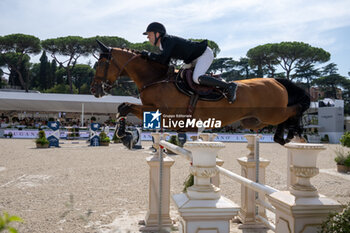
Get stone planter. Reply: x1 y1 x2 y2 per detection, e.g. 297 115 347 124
100 142 110 146
284 142 325 197
36 143 49 148
337 164 349 173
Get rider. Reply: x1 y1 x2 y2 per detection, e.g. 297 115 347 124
141 22 237 103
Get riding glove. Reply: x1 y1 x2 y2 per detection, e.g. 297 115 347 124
140 50 150 59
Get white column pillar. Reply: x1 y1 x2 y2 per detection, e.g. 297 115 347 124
238 135 270 233
172 141 239 233
142 133 174 231
268 143 342 233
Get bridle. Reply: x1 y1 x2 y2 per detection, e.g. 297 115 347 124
94 51 141 91
94 49 175 95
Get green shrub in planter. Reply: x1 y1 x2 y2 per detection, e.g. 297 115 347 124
320 203 350 233
35 130 49 145
334 147 350 166
340 132 350 148
99 132 110 143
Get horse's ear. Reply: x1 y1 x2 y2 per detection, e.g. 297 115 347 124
96 39 111 53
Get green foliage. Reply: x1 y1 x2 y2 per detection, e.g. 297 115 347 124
340 132 350 148
183 174 194 192
247 41 330 80
182 174 194 192
320 203 350 233
0 33 41 91
44 83 78 94
42 36 90 94
71 64 94 93
312 73 348 99
334 147 350 166
99 132 110 143
35 130 49 145
0 211 23 233
168 135 179 146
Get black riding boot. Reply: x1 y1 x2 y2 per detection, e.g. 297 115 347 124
198 75 237 103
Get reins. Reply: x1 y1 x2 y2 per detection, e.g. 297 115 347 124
96 50 176 95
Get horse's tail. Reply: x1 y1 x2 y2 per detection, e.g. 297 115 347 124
272 78 310 144
275 78 310 113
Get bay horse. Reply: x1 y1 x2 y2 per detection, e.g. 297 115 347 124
91 41 310 145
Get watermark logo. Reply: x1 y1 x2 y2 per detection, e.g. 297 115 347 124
143 110 162 129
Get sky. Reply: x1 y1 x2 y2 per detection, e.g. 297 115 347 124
1 0 350 77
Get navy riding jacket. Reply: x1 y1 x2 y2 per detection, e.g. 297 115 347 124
147 34 208 65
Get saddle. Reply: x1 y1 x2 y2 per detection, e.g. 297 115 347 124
167 66 224 114
171 68 224 101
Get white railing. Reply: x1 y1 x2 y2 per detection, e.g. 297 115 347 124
145 133 340 233
159 135 277 231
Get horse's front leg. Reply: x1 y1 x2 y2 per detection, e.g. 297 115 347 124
117 102 144 119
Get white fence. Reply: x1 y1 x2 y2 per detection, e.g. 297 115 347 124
141 133 342 233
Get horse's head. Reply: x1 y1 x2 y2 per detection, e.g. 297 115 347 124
91 40 122 98
91 40 167 98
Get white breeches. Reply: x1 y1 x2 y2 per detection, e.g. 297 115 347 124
184 47 214 84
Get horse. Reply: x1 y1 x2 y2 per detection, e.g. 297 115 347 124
91 41 310 145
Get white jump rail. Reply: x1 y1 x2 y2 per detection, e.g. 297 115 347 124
160 140 192 161
159 138 277 231
148 134 342 233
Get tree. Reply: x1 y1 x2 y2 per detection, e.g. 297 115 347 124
321 62 338 75
342 78 350 115
247 42 330 80
86 36 132 59
71 64 94 94
49 60 57 88
208 57 233 74
231 57 255 79
39 51 50 90
42 36 89 93
292 63 320 94
312 74 347 99
0 34 41 91
247 44 278 78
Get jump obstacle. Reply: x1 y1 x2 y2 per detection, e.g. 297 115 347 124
141 133 342 233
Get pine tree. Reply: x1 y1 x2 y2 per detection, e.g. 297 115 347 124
49 60 57 88
39 51 49 90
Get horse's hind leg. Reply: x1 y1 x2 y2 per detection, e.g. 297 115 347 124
274 122 286 145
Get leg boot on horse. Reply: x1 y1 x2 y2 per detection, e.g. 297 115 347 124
116 117 134 149
198 75 237 103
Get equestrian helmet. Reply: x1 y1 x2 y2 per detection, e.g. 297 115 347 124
143 22 166 35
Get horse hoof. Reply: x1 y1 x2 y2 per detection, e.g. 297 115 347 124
273 136 286 145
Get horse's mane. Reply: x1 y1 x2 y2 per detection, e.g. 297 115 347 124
113 47 169 74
